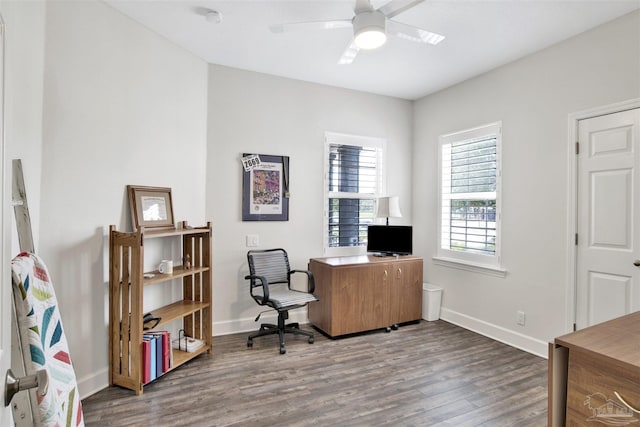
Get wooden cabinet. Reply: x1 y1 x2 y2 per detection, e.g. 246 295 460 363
549 312 640 426
108 221 212 395
308 255 423 337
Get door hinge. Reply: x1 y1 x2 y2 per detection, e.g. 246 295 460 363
575 233 578 245
576 142 580 155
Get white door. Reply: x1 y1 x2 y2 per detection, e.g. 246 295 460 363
576 108 640 329
0 14 10 425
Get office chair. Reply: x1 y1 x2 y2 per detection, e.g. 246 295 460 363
245 248 318 354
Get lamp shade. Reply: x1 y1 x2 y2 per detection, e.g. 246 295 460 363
376 196 402 219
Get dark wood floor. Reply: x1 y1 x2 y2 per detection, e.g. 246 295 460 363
82 320 548 426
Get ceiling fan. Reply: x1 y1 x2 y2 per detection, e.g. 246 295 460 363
270 0 445 64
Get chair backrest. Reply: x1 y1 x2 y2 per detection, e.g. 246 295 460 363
247 249 291 288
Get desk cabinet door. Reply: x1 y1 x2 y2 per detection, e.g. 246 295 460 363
331 264 390 335
566 351 640 426
390 259 423 324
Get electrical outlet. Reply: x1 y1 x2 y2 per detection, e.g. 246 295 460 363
517 310 526 326
246 234 260 247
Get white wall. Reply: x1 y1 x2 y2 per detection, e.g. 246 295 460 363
413 10 640 356
0 1 46 424
206 65 413 334
38 0 208 396
1 0 45 255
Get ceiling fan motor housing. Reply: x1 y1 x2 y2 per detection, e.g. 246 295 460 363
353 10 387 49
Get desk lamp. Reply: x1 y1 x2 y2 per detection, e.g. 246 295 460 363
376 196 402 225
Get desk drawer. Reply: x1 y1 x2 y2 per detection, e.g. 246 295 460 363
566 350 640 426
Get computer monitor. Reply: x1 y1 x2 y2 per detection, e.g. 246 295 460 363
366 225 412 256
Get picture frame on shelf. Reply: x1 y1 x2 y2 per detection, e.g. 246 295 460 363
127 185 175 230
242 153 290 221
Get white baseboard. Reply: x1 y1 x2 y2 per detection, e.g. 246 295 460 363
77 367 109 400
440 308 549 359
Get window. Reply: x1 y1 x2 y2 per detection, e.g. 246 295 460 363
324 132 385 255
438 122 502 269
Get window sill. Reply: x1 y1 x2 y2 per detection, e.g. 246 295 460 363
432 256 507 278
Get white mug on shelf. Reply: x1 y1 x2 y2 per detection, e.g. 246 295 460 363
158 260 173 274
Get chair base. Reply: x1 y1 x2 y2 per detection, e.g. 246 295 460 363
247 310 314 354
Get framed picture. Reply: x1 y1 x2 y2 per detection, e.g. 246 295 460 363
242 154 289 221
127 185 175 230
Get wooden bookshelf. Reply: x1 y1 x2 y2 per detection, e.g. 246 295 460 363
108 221 212 395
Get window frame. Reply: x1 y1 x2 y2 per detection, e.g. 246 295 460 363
435 121 504 274
323 131 386 257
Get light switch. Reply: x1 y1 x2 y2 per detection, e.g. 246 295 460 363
246 234 260 247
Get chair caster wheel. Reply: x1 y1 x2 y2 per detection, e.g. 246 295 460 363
385 327 391 333
247 339 253 348
308 337 314 344
279 346 286 355
392 324 399 330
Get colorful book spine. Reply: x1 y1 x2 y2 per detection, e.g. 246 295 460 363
169 335 174 369
144 334 157 381
142 338 151 384
161 331 171 372
155 334 162 378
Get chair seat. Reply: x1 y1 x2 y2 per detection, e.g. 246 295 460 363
259 287 318 309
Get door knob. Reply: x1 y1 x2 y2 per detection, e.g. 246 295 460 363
634 260 640 267
4 369 48 407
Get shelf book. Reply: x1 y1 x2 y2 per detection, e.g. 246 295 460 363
145 334 157 382
147 331 171 376
142 339 150 384
109 222 212 395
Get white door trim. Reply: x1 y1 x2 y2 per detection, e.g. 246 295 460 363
566 98 640 332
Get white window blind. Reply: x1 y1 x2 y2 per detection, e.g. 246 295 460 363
324 133 385 253
439 122 501 266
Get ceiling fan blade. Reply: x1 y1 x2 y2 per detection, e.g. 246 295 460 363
377 0 425 19
386 20 445 45
355 0 375 14
270 19 352 34
338 41 360 65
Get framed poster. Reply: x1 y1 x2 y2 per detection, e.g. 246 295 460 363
242 153 289 221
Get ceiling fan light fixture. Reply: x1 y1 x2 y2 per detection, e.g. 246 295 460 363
353 11 387 50
355 29 387 50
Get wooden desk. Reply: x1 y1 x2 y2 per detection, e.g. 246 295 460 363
549 311 640 426
308 255 423 337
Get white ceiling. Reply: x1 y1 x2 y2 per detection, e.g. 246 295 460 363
103 0 640 100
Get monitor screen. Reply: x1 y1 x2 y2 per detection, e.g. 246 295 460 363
367 225 413 256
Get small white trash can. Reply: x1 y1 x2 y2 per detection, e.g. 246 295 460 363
422 283 442 321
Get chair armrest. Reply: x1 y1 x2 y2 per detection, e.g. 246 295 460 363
244 274 270 304
290 269 315 294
